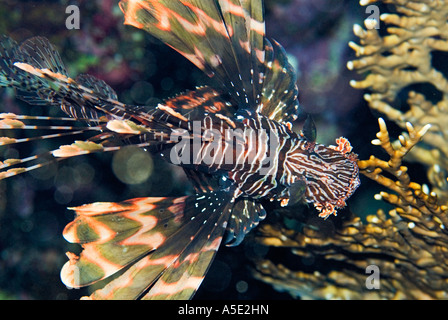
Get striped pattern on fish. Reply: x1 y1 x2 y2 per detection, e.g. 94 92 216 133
0 0 360 300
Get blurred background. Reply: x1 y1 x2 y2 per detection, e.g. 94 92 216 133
0 0 394 299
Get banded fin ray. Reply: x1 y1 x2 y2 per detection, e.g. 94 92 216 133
224 198 266 246
0 35 68 106
0 112 175 180
0 112 108 179
163 86 236 120
118 0 300 123
61 191 235 300
182 169 222 194
143 193 232 299
0 37 232 181
119 0 261 109
18 36 68 76
61 197 188 288
257 39 299 123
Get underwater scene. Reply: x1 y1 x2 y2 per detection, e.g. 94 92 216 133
0 0 447 300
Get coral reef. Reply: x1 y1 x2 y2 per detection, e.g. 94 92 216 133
252 0 448 299
253 118 448 299
347 0 448 198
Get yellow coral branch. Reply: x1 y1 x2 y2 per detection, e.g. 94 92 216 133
253 117 448 300
348 0 448 202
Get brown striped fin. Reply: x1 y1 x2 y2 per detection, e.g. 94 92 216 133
62 191 235 299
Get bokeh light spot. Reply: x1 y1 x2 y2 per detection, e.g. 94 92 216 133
112 146 153 185
130 81 154 104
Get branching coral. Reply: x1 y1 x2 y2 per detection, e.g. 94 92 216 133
252 119 448 299
251 0 448 299
347 0 448 196
358 118 445 220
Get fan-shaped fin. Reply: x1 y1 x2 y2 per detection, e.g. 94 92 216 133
61 191 236 300
119 0 300 123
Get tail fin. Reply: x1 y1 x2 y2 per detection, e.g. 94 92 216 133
61 191 236 299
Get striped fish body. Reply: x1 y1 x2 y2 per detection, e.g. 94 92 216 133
161 110 359 217
0 0 360 299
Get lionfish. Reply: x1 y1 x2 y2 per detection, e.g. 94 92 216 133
0 0 360 299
